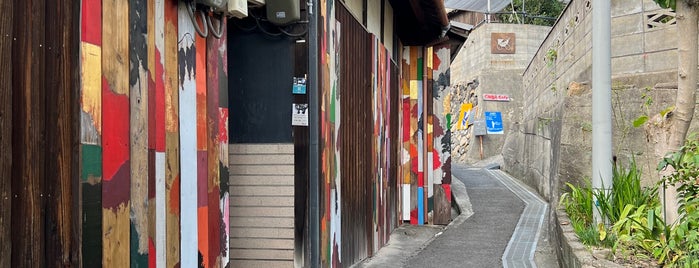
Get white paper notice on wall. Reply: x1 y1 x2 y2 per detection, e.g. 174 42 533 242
292 103 309 126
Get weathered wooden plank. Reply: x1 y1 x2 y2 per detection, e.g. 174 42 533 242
230 228 294 239
228 260 294 268
217 20 230 267
230 217 294 228
102 0 131 266
230 196 294 207
230 186 295 196
229 165 295 175
230 154 295 165
146 0 157 266
80 0 103 264
230 249 294 260
229 238 294 249
194 27 210 267
129 0 150 266
206 17 224 268
229 175 295 186
0 0 12 265
154 0 167 267
11 0 46 266
163 0 180 265
229 207 295 217
45 0 79 265
177 2 198 266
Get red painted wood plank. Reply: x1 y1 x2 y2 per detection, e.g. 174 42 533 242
195 25 210 268
206 18 226 267
102 0 130 266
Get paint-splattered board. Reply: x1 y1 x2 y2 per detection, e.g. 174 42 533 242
164 0 181 266
129 0 150 265
101 0 131 266
178 2 198 267
80 0 103 265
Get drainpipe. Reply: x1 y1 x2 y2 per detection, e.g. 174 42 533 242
591 0 612 226
307 0 320 266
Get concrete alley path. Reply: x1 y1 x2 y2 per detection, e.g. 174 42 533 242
356 162 553 268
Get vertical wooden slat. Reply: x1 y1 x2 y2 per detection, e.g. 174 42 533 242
146 0 158 266
11 0 46 266
164 0 181 266
206 19 226 268
217 24 230 267
178 2 198 266
45 0 78 265
195 23 209 268
154 0 168 266
80 0 103 265
102 0 131 266
129 0 150 265
0 0 12 265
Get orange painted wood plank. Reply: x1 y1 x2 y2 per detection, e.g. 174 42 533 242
194 23 210 267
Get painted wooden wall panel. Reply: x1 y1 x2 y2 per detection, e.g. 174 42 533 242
177 3 198 266
216 21 230 268
431 44 452 225
129 0 150 265
11 0 47 266
102 0 131 266
80 0 103 265
164 0 181 266
206 15 225 268
146 0 157 266
0 0 12 265
153 0 168 267
195 27 210 267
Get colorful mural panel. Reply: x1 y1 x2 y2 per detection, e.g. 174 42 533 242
79 0 229 266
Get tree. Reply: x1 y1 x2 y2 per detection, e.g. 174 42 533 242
498 0 565 26
648 0 698 223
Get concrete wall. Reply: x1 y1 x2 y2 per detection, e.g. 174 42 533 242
502 0 689 204
449 23 550 164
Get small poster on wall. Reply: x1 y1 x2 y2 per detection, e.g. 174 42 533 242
485 111 504 134
292 76 307 94
292 103 309 126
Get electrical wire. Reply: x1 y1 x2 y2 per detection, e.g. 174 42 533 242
207 13 224 39
187 1 208 38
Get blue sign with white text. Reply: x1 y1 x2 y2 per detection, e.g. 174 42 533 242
485 111 504 134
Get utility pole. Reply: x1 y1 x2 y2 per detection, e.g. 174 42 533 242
591 0 613 225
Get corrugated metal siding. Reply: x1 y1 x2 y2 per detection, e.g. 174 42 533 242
337 3 373 265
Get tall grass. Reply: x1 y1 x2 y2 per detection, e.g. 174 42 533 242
560 158 658 248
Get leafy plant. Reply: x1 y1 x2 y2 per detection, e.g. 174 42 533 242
497 0 565 26
657 133 699 266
